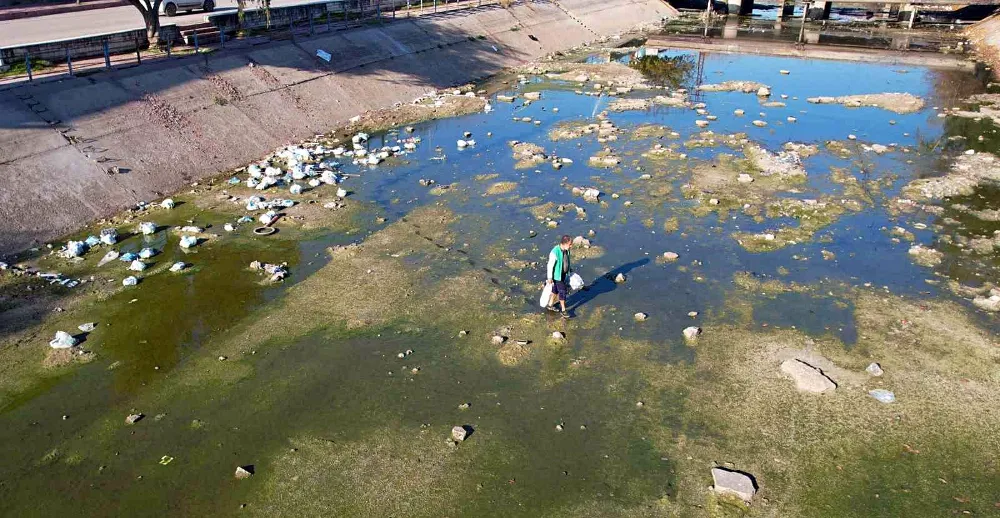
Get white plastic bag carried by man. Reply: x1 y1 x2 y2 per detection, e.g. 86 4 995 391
539 272 584 307
538 283 554 308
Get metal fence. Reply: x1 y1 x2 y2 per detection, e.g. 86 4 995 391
0 0 501 87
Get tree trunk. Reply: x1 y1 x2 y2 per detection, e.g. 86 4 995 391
145 10 161 46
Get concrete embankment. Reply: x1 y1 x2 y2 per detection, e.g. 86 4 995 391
967 14 1000 79
643 36 976 70
0 0 677 254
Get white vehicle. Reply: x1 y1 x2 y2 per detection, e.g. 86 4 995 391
160 0 215 16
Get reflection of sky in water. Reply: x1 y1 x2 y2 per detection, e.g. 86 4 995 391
337 50 992 344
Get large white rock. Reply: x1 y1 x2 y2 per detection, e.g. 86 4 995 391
712 467 757 502
780 359 836 393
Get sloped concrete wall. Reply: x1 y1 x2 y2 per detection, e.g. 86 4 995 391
967 14 999 80
0 0 676 254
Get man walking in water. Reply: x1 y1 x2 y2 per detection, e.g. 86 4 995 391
545 235 573 318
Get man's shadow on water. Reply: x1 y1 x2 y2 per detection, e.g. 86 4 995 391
567 258 650 314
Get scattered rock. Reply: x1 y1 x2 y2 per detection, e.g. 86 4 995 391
972 294 1000 312
662 251 679 261
125 413 143 425
780 359 836 393
683 326 701 340
614 273 627 284
491 335 506 345
866 362 883 376
634 312 648 322
698 81 769 94
452 425 469 442
806 92 925 114
908 245 943 267
711 467 757 502
551 331 566 340
235 466 254 479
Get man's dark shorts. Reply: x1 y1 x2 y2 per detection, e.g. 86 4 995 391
553 280 568 302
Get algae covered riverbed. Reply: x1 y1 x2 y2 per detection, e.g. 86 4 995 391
1 44 1000 516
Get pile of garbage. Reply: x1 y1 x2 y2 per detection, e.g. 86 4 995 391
249 260 288 282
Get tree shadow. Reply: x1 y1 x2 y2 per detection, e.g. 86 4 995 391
566 258 649 313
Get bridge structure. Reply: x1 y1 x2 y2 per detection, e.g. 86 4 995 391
726 0 999 23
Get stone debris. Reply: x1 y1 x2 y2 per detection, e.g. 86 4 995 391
698 81 769 94
711 467 757 502
907 245 943 267
551 331 566 340
235 466 253 479
634 312 648 322
780 359 836 393
752 120 767 127
125 413 143 425
682 326 701 340
249 261 288 282
806 93 925 114
866 362 884 376
451 425 468 442
614 273 627 284
662 251 679 261
902 152 1000 200
743 144 807 178
78 322 97 333
972 293 1000 312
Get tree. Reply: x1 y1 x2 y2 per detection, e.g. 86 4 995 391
236 0 272 28
126 0 164 45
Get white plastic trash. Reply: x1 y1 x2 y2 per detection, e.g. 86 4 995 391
63 241 88 258
539 283 554 308
100 228 118 245
868 389 895 404
129 260 147 272
569 273 584 291
259 211 278 226
98 250 119 267
49 331 78 349
179 236 198 249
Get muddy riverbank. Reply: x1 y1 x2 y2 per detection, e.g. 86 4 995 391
2 19 1000 518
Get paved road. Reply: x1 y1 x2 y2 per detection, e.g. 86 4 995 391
0 0 310 46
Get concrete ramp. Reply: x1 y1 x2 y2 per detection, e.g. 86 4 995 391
0 0 676 253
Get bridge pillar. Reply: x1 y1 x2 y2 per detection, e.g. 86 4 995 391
727 0 754 16
806 0 831 20
777 0 795 20
899 3 918 25
723 17 740 38
885 3 900 19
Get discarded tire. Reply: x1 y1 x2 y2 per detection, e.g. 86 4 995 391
253 226 277 236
